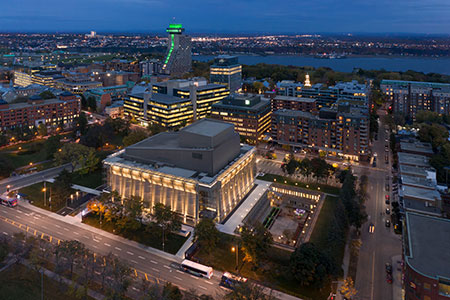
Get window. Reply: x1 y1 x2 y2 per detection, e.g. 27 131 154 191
192 153 203 160
424 283 431 291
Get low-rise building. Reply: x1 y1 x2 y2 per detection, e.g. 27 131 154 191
211 94 271 144
103 119 255 225
0 91 80 131
403 212 450 300
400 139 434 157
56 79 102 94
105 101 124 119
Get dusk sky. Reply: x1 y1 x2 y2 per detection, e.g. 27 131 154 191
1 0 450 34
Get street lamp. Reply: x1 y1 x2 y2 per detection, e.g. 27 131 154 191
42 182 47 206
231 245 238 271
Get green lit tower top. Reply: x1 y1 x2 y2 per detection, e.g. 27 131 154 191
162 23 192 77
166 23 185 34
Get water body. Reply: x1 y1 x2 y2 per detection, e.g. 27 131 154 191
194 54 450 75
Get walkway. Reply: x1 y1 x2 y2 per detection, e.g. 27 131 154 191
217 179 272 235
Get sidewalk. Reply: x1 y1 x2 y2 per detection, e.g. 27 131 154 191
392 254 403 300
217 179 272 235
334 232 353 300
19 199 182 264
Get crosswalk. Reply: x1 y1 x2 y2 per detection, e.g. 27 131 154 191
257 160 284 175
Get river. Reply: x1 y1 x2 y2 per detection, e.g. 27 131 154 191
194 54 450 75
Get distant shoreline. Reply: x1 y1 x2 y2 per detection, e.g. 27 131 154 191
194 53 450 59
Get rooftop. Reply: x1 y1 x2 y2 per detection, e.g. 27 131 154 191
401 185 441 202
381 79 450 89
400 140 433 155
183 118 233 137
400 175 436 190
0 97 78 111
398 152 430 168
399 164 435 178
274 95 316 103
405 212 450 279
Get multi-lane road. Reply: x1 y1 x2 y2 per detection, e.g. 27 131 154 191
0 202 225 297
354 111 402 300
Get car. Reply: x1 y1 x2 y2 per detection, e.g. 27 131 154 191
385 184 390 192
386 273 393 284
385 219 391 227
385 195 390 201
386 208 391 215
385 199 390 205
368 223 375 233
385 263 393 274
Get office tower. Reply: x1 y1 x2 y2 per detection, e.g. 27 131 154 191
380 80 450 120
161 24 192 77
211 94 271 144
124 78 229 129
210 55 242 92
140 59 162 76
103 118 255 224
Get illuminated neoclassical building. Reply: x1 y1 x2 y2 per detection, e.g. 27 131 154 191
103 119 255 224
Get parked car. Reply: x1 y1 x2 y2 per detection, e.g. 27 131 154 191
385 195 390 201
385 263 393 274
385 219 391 227
386 208 391 215
386 273 393 284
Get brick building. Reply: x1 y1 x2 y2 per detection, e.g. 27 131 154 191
0 91 80 131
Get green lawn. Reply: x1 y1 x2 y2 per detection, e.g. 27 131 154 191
310 195 347 277
193 233 330 300
1 140 49 169
257 173 340 195
0 264 94 300
19 182 75 213
72 169 103 189
82 214 187 255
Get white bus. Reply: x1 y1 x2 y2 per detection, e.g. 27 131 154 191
180 259 213 279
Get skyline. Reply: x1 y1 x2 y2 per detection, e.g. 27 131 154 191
1 0 450 34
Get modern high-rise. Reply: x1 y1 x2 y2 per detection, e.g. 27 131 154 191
380 80 450 119
124 78 229 129
211 94 271 144
210 55 242 92
161 24 192 77
103 118 256 225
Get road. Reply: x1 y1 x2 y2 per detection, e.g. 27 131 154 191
0 163 71 194
354 110 402 300
0 203 225 297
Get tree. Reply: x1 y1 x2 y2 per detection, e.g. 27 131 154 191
54 240 85 279
289 242 333 287
105 256 132 299
225 281 276 300
44 134 61 159
0 155 14 178
87 96 97 112
298 158 314 180
418 123 448 149
194 218 220 255
240 223 273 268
54 143 98 172
340 277 357 299
282 155 299 175
148 123 165 136
105 117 130 136
310 157 332 182
152 203 182 251
39 90 55 99
123 129 149 147
51 169 73 208
75 112 88 135
37 123 48 136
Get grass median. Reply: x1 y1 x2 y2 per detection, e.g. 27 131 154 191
257 173 340 195
82 214 187 255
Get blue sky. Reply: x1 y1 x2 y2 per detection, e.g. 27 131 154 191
1 0 449 34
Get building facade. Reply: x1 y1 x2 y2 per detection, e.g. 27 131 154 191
161 24 192 77
271 105 369 161
381 80 450 119
0 91 80 131
124 78 229 129
211 94 271 144
103 119 255 225
210 55 242 92
277 80 369 109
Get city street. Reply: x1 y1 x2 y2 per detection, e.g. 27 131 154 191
354 111 402 300
0 202 226 297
